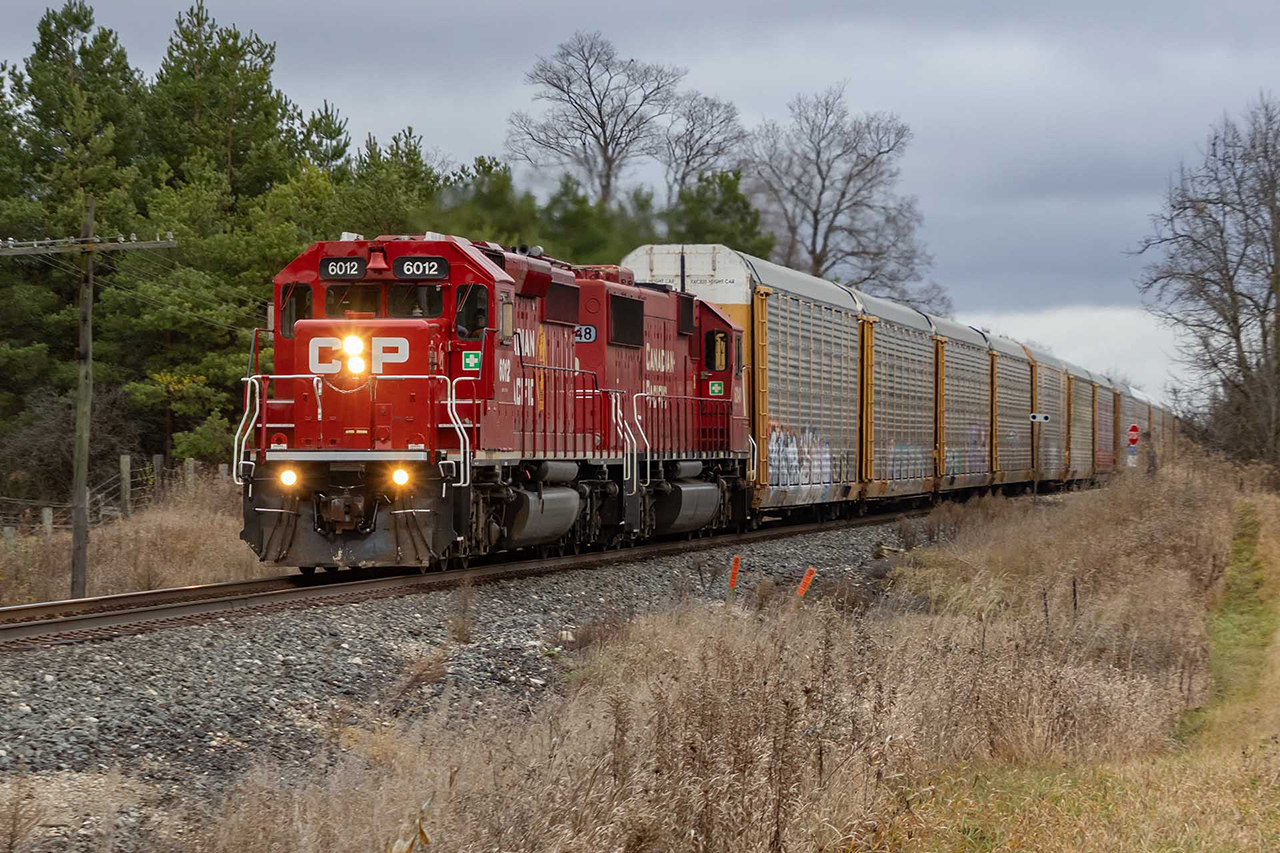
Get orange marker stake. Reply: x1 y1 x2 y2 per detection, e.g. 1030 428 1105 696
728 555 741 589
796 566 817 598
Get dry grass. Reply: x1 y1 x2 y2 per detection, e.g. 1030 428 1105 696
196 458 1261 853
0 476 273 606
446 580 474 645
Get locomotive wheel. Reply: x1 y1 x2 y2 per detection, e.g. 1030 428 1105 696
448 554 470 570
322 565 339 573
298 565 316 576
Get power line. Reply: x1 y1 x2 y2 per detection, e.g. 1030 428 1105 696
32 253 249 333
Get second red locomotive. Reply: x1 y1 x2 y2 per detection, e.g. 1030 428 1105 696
235 233 751 571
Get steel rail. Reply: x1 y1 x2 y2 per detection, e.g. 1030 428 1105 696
0 510 927 649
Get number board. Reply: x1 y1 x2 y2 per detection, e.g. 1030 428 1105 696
393 256 450 280
319 257 367 279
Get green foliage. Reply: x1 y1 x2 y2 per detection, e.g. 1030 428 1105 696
173 412 234 463
148 1 300 201
0 3 778 499
665 171 775 258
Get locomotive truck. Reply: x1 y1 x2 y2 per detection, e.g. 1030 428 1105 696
235 236 1174 572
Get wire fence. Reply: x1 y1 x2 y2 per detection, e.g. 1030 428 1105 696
0 456 232 541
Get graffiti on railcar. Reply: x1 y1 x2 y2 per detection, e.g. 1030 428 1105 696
767 423 834 488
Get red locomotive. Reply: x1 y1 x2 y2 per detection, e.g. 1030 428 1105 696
235 233 752 571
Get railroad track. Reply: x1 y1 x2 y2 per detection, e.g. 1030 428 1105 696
0 510 925 650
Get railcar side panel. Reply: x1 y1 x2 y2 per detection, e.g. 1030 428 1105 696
994 352 1033 478
762 291 859 506
1095 387 1115 473
1035 362 1066 479
871 320 935 492
942 339 991 482
1068 377 1094 479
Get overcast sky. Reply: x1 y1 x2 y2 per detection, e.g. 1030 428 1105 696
8 0 1274 402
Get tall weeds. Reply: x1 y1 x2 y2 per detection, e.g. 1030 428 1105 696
0 477 270 606
201 457 1244 853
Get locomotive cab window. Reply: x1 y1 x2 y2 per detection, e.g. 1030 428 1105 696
705 330 728 372
735 334 743 374
388 284 443 318
325 284 380 317
280 284 312 339
608 294 644 348
499 297 514 343
454 284 489 339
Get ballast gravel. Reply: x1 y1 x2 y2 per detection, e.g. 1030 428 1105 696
0 518 916 845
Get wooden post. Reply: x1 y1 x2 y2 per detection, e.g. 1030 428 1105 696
3 527 14 552
217 463 228 481
41 507 53 541
120 454 131 518
185 457 196 490
71 196 95 599
153 454 165 500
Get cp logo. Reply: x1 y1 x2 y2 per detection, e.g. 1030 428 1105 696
309 337 409 374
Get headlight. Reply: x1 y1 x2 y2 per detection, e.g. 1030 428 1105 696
342 336 363 355
392 468 409 486
280 469 298 487
347 355 366 374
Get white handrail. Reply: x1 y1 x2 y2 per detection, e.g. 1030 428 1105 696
631 392 652 489
232 372 469 487
233 374 323 486
747 434 758 482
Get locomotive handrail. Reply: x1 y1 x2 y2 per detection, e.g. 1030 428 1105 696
747 434 758 482
370 374 472 488
631 393 654 490
232 372 473 489
632 392 738 490
233 374 324 486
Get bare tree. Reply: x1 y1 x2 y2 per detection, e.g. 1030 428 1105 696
657 92 746 203
1136 94 1280 464
743 83 944 313
506 31 685 208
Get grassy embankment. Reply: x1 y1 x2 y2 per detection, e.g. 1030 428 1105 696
197 456 1280 853
0 478 271 607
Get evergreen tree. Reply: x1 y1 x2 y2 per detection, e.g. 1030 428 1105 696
8 1 146 183
665 170 775 258
303 99 351 179
336 128 444 235
149 2 300 201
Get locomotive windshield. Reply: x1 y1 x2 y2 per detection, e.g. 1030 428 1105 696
325 284 379 317
454 284 489 339
389 284 444 318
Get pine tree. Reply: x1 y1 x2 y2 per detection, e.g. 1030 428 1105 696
665 170 775 258
303 99 351 179
149 2 301 201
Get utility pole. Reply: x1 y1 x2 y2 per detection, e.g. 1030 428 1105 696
72 197 95 599
0 204 176 597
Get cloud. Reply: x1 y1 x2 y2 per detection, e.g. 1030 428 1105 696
957 305 1188 405
5 0 1279 316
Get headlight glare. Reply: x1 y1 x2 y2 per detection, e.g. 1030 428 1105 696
280 469 298 487
347 355 366 374
392 468 409 486
342 336 363 355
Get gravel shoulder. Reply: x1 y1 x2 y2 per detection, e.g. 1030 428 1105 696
0 518 912 849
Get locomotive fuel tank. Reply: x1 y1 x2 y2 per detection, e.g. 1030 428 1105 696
502 487 581 549
653 480 720 535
